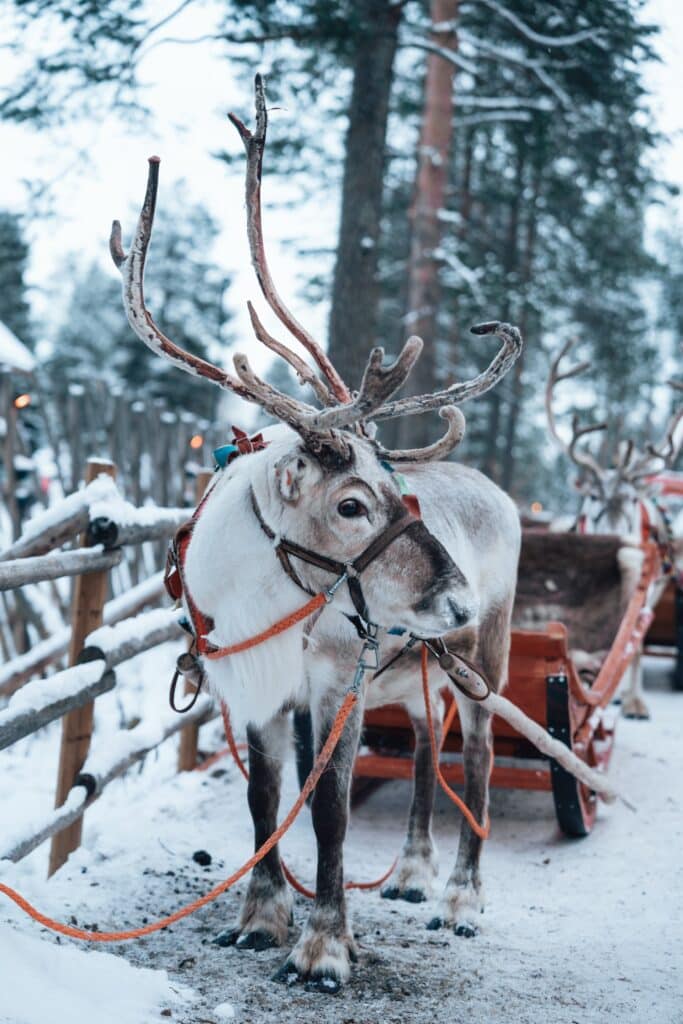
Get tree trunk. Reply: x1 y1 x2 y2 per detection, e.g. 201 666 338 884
483 144 523 482
501 149 541 496
327 0 401 389
394 0 459 450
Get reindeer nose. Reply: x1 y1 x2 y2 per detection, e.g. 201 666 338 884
447 599 470 628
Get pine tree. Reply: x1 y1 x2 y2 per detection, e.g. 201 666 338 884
0 212 33 345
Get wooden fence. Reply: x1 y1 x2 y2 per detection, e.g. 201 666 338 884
0 457 215 875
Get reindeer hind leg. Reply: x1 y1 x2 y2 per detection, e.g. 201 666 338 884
382 707 440 904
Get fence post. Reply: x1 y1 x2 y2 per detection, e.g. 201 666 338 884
178 468 214 771
48 458 117 876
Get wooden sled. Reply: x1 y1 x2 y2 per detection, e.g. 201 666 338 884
356 534 660 837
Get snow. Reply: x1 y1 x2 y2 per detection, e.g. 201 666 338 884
0 924 190 1024
0 659 105 720
13 473 191 548
214 1002 236 1019
86 607 182 655
0 321 35 373
1 656 681 1022
15 474 119 545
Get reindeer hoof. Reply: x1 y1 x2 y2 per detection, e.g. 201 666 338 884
454 921 478 938
622 699 650 720
381 885 400 900
236 929 279 951
401 887 427 903
272 960 301 986
213 928 240 947
305 972 343 995
214 927 281 951
426 917 443 931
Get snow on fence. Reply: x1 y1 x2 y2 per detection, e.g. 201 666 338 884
0 459 215 875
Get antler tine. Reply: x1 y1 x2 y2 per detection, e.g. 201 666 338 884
644 405 683 469
617 438 635 473
110 157 320 435
368 321 523 422
545 337 591 457
625 385 683 481
247 301 331 407
568 415 607 482
229 74 350 406
302 337 424 430
232 352 350 456
374 406 466 463
110 157 247 394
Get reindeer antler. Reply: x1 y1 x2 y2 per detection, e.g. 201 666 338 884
111 77 524 467
229 74 351 407
545 338 606 485
369 322 522 422
623 382 683 481
374 407 466 463
109 157 343 452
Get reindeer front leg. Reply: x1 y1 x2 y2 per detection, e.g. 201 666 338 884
215 712 293 950
428 699 492 937
274 688 363 993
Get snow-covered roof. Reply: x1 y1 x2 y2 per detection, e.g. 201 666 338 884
0 320 35 373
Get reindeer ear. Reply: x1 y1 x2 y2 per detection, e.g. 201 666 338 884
276 451 316 504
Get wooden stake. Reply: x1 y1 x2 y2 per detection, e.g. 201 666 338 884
48 459 117 876
178 468 213 771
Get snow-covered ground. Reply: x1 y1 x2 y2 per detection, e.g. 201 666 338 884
1 653 682 1024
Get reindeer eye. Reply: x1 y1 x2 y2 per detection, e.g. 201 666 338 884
337 498 367 518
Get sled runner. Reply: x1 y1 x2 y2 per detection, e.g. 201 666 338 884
356 532 660 836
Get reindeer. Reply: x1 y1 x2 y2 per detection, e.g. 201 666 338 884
110 76 523 992
545 339 683 718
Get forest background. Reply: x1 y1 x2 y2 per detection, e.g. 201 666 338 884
1 0 682 517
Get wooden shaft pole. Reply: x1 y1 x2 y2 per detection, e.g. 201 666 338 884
48 459 117 876
178 468 214 771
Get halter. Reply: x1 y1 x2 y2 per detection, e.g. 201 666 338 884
165 428 421 709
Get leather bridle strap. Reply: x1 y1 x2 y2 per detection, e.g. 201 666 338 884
250 486 419 626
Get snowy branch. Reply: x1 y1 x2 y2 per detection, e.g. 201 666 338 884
471 0 604 49
457 95 554 111
433 247 486 305
459 32 573 108
401 37 478 75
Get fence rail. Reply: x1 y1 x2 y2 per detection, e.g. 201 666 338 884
0 457 214 874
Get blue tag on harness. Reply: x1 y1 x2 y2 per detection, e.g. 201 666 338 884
213 443 239 468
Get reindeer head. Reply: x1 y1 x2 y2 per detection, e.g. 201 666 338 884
109 76 522 721
546 339 682 537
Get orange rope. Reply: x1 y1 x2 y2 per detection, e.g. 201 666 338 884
219 703 397 899
421 644 491 840
0 692 358 943
204 593 326 659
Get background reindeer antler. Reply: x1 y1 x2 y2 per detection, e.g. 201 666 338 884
545 338 607 487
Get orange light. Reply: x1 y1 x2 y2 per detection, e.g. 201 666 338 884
14 394 31 409
530 501 543 514
189 434 204 450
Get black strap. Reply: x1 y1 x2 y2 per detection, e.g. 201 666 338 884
249 486 418 629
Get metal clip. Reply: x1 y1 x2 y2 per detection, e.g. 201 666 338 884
350 624 380 692
325 571 348 603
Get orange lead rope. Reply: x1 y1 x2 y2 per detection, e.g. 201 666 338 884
421 643 491 841
204 593 327 660
0 692 358 943
0 644 488 942
220 703 397 899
